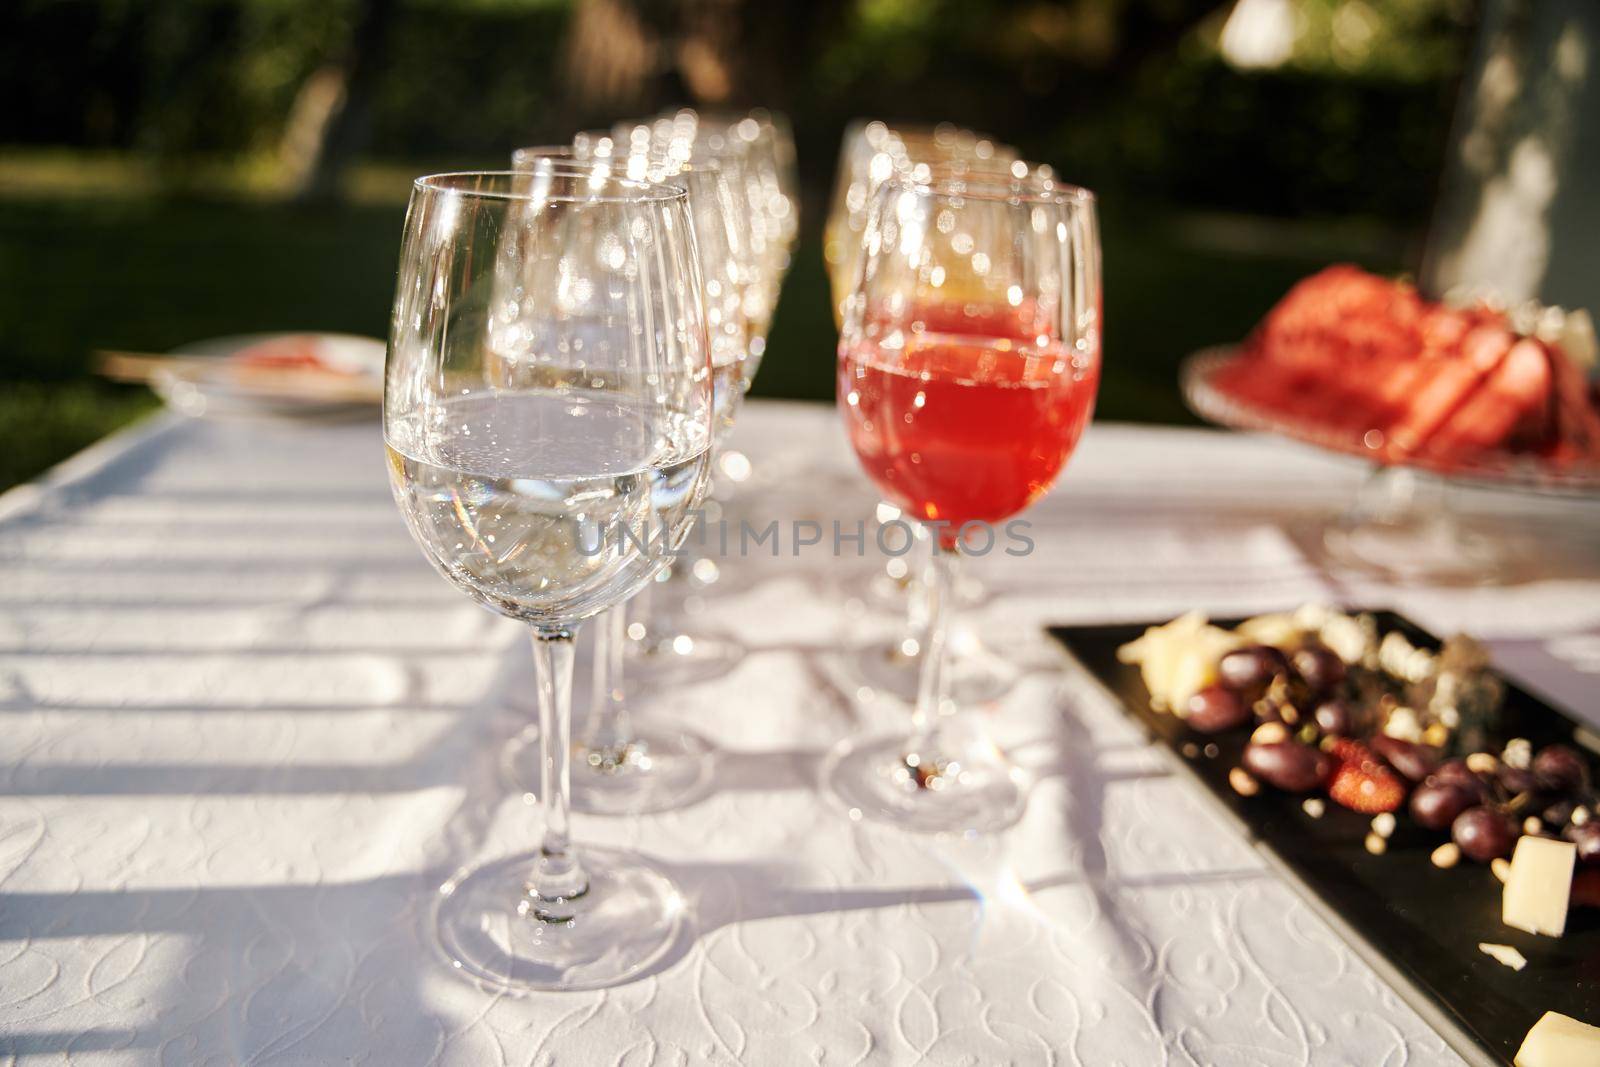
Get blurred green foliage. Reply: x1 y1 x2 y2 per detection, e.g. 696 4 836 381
4 0 1468 204
0 0 1472 491
4 0 574 160
0 382 159 493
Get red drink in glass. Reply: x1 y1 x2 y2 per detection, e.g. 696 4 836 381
839 308 1098 542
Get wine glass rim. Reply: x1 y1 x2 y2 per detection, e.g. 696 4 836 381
509 145 580 161
610 129 746 169
413 170 690 204
885 172 1096 207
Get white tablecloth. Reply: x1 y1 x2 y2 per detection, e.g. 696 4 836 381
1 400 1597 1065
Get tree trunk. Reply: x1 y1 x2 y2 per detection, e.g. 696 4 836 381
280 0 398 203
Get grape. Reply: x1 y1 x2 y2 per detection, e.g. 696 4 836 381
1369 735 1440 783
1575 870 1600 909
1312 699 1355 737
1533 744 1591 794
1410 781 1477 831
1430 759 1489 801
1496 764 1538 797
1185 685 1250 733
1218 646 1289 691
1451 806 1517 862
1564 823 1600 866
1291 644 1346 695
1242 741 1332 793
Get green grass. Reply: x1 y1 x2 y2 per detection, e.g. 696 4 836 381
0 156 1414 494
0 381 160 492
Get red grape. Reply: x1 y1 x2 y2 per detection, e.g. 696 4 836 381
1410 781 1477 831
1218 646 1290 691
1312 699 1355 737
1533 744 1591 794
1242 741 1332 793
1291 645 1346 694
1451 806 1517 862
1369 735 1440 783
1185 685 1250 733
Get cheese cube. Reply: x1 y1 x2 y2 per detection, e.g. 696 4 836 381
1515 1012 1600 1067
1502 836 1577 937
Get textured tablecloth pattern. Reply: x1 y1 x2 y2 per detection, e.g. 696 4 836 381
2 402 1597 1065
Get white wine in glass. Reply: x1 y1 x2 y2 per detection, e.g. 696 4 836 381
384 169 713 990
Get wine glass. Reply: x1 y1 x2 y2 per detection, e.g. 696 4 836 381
509 136 757 811
824 123 1018 635
842 158 1059 703
606 117 786 681
385 170 713 989
824 169 1101 834
823 121 1012 329
687 113 799 502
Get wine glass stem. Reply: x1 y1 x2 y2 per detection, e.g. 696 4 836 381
906 541 960 758
583 607 633 758
530 625 588 918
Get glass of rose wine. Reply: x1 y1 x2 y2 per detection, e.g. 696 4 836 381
825 169 1101 833
840 159 1062 705
385 169 713 989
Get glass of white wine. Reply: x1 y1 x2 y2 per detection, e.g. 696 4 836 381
384 169 713 990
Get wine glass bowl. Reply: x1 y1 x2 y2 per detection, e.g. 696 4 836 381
384 169 713 990
386 171 712 624
824 121 1015 327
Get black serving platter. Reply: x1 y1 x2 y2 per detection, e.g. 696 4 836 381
1050 611 1600 1067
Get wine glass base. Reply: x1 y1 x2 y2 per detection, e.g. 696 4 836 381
1320 521 1503 586
1311 465 1506 586
625 632 744 687
434 846 685 992
848 636 1017 706
574 724 715 814
821 731 1027 834
502 723 716 815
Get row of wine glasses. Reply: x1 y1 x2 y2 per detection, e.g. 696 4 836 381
382 117 1098 993
542 111 798 813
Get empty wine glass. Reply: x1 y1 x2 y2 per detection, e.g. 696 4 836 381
606 117 780 682
824 168 1101 834
824 121 1013 329
385 170 713 989
508 136 757 812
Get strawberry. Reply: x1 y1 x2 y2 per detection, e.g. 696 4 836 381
1326 738 1406 814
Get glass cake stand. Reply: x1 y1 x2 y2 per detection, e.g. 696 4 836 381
1182 346 1600 585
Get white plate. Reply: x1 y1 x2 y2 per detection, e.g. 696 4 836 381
153 333 385 419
